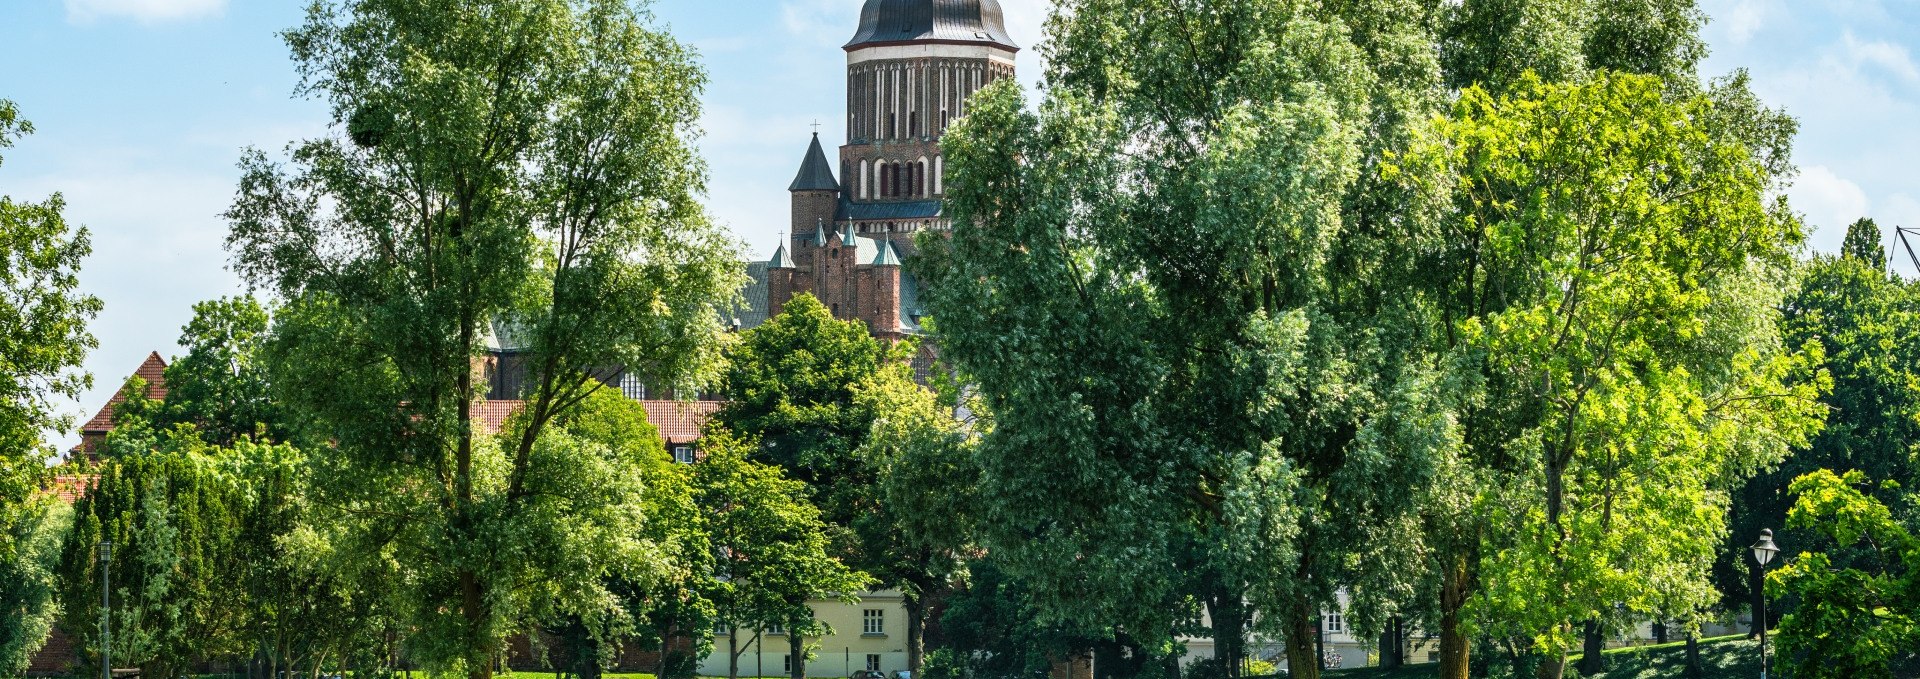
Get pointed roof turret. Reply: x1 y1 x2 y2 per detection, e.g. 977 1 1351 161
789 134 840 192
872 239 903 267
812 219 832 247
769 235 799 269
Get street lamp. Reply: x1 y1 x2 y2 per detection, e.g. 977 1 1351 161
98 540 111 679
1750 529 1780 679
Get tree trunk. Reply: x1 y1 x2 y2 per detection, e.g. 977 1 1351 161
906 595 926 675
728 627 740 679
1439 553 1471 679
789 633 805 679
1533 651 1564 679
1653 621 1667 644
1683 634 1701 679
1378 617 1403 669
1207 594 1247 679
1283 601 1319 679
1577 619 1604 675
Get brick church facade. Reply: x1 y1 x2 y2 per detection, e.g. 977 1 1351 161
737 0 1018 345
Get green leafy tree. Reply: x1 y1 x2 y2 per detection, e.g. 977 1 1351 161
920 3 1447 676
693 432 870 679
157 296 301 446
57 427 251 679
851 357 979 673
0 99 101 509
1841 217 1888 272
0 499 67 676
1391 72 1827 679
1771 470 1920 678
224 1 741 676
1721 250 1920 631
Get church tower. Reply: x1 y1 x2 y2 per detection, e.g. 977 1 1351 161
766 0 1017 339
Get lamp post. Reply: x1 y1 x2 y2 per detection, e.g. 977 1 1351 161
1750 529 1780 679
98 540 111 679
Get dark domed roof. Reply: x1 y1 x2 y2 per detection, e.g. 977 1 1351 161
845 0 1019 51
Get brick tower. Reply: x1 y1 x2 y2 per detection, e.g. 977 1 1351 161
759 0 1018 342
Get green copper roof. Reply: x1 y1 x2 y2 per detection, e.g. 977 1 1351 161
812 220 831 247
789 134 840 192
872 239 903 267
769 242 798 269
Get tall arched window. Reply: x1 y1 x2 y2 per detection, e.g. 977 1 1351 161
859 159 871 199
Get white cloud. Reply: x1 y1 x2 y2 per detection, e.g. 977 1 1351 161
781 0 858 46
1791 165 1872 254
65 0 226 24
1714 0 1783 45
1841 31 1920 84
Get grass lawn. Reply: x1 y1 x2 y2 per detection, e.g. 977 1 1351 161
1323 634 1764 679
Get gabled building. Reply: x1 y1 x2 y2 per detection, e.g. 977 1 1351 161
72 351 167 461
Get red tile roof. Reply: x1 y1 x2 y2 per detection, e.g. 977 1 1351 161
41 474 94 504
81 352 168 434
637 400 721 443
474 399 717 444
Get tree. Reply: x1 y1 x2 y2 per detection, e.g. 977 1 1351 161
851 356 979 674
0 499 67 677
57 426 251 679
224 1 741 676
1390 72 1827 679
1720 250 1920 633
713 293 889 532
1841 217 1888 272
920 2 1445 676
0 98 101 511
1771 470 1920 678
693 432 870 679
157 296 301 447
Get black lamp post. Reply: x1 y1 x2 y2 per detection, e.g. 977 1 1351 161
98 540 111 679
1750 529 1780 679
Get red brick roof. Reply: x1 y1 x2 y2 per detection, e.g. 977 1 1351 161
473 399 717 444
81 352 168 434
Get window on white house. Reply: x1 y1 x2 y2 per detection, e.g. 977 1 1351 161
784 657 794 675
1325 612 1345 634
863 609 885 635
766 623 785 635
673 445 695 465
866 655 881 672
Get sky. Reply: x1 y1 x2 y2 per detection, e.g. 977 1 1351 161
0 0 1912 450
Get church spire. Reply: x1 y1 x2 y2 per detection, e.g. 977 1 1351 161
789 133 839 192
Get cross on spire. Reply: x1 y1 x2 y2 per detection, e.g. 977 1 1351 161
811 119 822 135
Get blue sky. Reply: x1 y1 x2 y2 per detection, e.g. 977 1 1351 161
0 0 1912 449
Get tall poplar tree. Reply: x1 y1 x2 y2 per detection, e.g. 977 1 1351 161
224 2 741 675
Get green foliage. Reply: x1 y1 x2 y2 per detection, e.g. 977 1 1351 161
693 432 870 672
1841 218 1888 272
1439 0 1707 92
0 498 67 676
923 4 1444 667
58 433 251 679
715 293 890 532
0 99 102 507
1722 251 1920 611
1393 70 1826 665
158 296 301 446
1771 470 1920 678
224 1 742 674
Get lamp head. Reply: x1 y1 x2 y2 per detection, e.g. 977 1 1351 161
1751 528 1780 567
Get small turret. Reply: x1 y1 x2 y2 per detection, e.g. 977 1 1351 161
872 239 902 267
